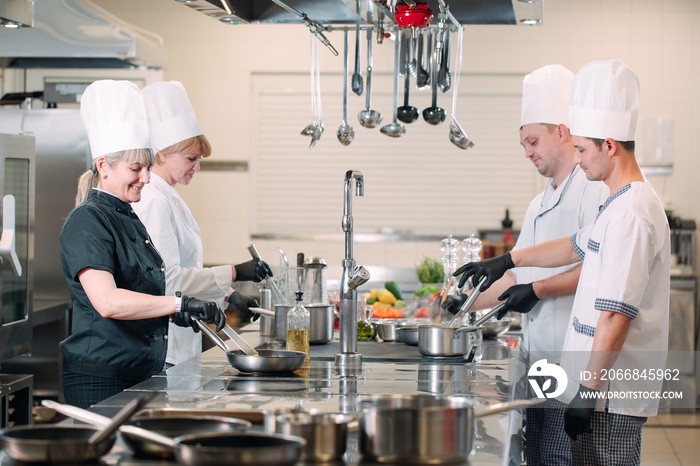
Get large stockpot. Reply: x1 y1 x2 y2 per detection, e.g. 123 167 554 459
272 303 333 344
356 394 543 464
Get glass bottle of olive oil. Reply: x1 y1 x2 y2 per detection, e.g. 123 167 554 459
286 290 310 364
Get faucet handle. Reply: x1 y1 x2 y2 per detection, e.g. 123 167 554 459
347 265 370 290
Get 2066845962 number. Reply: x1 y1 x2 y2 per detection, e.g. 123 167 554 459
600 368 680 381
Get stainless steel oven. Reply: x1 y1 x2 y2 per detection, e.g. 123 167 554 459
0 133 34 364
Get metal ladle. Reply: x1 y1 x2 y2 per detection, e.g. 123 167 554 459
380 32 406 138
337 30 355 146
448 25 474 149
357 24 382 128
397 32 419 124
422 32 447 126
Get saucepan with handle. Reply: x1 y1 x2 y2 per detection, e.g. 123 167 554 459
357 394 543 464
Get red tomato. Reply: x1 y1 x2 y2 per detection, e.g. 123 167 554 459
414 307 431 318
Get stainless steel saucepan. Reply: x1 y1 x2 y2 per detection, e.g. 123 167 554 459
357 394 543 464
418 303 505 358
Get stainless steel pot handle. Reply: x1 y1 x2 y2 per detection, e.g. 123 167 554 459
249 307 276 318
41 400 177 449
473 303 506 327
474 398 545 418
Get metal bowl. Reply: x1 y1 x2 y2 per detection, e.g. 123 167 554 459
397 326 419 346
479 317 514 339
273 412 355 462
374 319 407 342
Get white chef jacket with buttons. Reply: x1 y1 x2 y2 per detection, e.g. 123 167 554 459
512 165 608 361
132 173 232 366
558 182 670 417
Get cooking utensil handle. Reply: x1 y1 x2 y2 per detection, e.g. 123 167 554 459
196 319 233 353
87 391 154 445
248 243 290 305
446 275 487 325
249 307 276 318
42 399 112 427
474 399 545 418
41 400 177 449
473 303 506 327
221 324 260 356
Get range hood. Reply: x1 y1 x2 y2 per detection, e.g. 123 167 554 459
0 0 167 69
0 0 33 28
175 0 543 26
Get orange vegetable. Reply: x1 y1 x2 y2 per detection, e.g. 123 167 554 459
371 306 404 318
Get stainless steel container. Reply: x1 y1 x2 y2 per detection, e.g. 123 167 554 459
259 289 275 337
272 412 354 462
418 325 476 358
302 256 327 304
307 304 333 344
356 394 541 464
274 303 333 345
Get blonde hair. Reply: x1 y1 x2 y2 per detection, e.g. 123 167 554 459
155 135 211 165
75 148 155 206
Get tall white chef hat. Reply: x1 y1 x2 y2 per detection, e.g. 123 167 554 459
569 59 640 141
142 81 203 153
521 64 573 127
80 80 150 159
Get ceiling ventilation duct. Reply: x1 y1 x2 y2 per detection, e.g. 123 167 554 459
0 0 167 69
0 0 33 28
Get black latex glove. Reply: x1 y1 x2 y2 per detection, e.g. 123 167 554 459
441 294 467 315
564 385 598 440
496 283 540 319
454 252 515 290
181 296 226 332
227 292 260 323
171 310 199 333
234 259 273 283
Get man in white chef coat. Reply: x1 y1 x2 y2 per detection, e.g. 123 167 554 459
455 59 670 466
445 64 607 465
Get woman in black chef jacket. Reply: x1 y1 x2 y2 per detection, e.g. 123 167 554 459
59 80 226 409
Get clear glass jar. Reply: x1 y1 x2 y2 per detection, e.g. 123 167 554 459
286 291 310 364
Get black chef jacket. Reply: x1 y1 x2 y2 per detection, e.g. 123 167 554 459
60 189 169 381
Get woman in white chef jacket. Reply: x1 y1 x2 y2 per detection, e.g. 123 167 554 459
133 81 271 367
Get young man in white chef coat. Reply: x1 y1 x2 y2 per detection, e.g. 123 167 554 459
455 59 670 465
445 64 607 465
133 81 272 368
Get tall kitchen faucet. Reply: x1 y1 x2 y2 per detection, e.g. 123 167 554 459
335 170 370 373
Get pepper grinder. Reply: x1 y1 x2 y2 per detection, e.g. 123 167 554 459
440 235 460 297
462 234 483 324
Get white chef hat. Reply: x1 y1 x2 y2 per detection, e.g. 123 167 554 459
521 64 573 127
79 80 150 159
569 59 640 141
142 81 203 153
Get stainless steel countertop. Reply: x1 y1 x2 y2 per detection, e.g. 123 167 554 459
22 328 525 465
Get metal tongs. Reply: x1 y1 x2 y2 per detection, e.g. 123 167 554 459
443 275 487 327
270 0 338 56
248 243 290 306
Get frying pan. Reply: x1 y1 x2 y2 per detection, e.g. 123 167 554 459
41 401 305 465
0 393 149 463
198 319 306 374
